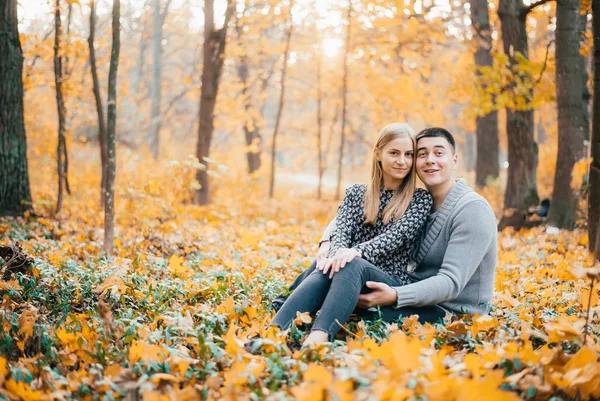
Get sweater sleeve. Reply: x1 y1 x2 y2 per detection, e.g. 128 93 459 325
352 189 432 265
319 218 337 245
392 200 496 309
327 185 365 257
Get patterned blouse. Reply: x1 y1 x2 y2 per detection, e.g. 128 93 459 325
328 184 433 284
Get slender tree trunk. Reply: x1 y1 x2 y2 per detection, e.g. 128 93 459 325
581 13 591 145
0 0 32 216
89 0 108 207
54 0 68 215
336 0 353 201
470 0 499 187
235 24 261 175
268 0 294 199
316 50 324 200
548 0 586 228
590 0 600 254
498 0 539 230
194 0 234 205
149 0 162 159
104 0 121 254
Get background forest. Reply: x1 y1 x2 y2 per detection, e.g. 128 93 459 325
1 0 600 399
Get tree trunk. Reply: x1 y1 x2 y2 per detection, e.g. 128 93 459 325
548 0 587 228
194 0 234 205
149 0 162 159
54 0 69 215
316 50 324 200
235 24 261 175
336 0 353 201
497 0 539 230
104 0 121 254
581 13 591 144
268 0 294 199
89 0 108 208
590 0 600 254
0 0 32 216
470 0 499 187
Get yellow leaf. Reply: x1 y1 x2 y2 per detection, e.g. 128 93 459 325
0 357 7 387
5 379 46 401
294 311 312 325
128 341 168 364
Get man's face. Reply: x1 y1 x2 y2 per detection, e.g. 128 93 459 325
415 136 458 188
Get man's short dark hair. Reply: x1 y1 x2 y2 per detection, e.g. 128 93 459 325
416 127 456 153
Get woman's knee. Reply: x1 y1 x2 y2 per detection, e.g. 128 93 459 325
333 258 368 279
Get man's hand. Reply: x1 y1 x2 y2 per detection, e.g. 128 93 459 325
320 248 361 278
315 241 331 270
357 281 397 308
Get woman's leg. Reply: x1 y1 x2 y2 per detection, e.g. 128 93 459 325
270 261 332 331
310 258 402 339
271 263 318 312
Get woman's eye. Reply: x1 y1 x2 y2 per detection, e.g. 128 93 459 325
390 151 397 155
406 153 413 157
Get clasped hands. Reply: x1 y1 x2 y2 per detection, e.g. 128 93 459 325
315 242 397 308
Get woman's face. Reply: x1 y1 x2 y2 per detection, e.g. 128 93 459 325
378 136 414 186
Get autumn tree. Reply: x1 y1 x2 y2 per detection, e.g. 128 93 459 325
547 0 587 228
336 0 353 201
269 0 294 199
0 0 32 216
54 0 70 214
104 0 121 253
591 0 600 253
149 0 172 159
88 0 108 207
469 0 499 188
233 3 274 176
194 0 234 205
497 0 546 229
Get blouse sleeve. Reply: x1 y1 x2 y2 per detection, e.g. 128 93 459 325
353 189 432 265
327 185 365 258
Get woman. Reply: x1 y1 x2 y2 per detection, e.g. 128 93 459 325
270 123 433 346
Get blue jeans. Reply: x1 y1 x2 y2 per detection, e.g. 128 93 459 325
271 258 446 339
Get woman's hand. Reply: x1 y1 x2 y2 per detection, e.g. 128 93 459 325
320 248 361 278
315 241 331 270
356 281 397 308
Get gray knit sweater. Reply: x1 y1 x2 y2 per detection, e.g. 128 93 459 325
395 179 497 315
321 179 498 315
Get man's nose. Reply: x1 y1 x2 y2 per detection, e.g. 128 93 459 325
425 153 435 163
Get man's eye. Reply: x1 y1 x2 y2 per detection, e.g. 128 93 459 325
436 152 444 156
418 153 426 157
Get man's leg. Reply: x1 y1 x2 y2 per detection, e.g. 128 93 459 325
355 304 448 325
271 262 318 311
270 261 332 331
310 258 402 339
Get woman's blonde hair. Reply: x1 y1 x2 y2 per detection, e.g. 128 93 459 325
364 123 417 225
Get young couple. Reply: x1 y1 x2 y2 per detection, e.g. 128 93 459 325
270 124 498 347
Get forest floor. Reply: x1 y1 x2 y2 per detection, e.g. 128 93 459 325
0 157 599 401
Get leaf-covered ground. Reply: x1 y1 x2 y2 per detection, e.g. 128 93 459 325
1 159 599 401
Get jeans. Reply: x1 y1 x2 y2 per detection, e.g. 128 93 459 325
270 258 447 339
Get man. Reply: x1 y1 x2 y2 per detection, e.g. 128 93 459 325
272 127 498 323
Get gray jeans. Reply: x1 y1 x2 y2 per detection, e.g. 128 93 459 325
271 258 446 339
